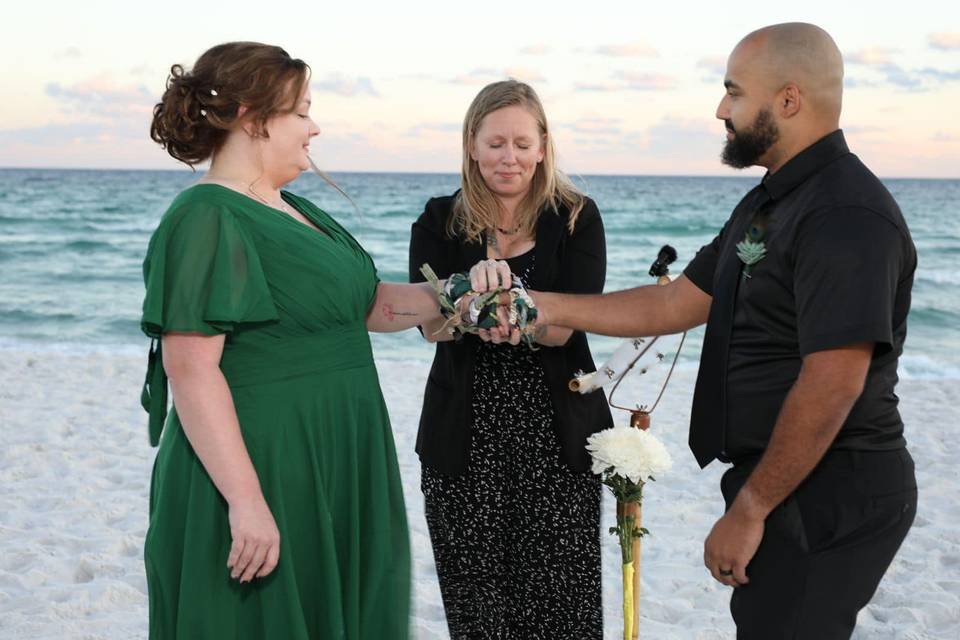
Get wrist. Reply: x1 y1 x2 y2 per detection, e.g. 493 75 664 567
731 484 771 522
421 281 444 321
531 324 548 344
223 482 265 509
530 290 552 326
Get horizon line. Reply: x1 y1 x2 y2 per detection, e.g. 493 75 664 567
2 166 958 181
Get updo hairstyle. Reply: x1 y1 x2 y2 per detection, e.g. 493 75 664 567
149 42 310 167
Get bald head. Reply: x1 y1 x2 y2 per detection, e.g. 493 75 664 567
732 22 844 121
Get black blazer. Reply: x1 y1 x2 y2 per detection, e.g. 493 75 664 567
409 192 614 476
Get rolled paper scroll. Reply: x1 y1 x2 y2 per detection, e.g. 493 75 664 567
569 332 685 394
571 250 681 395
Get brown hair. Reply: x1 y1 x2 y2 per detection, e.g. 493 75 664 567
450 80 585 242
150 42 310 168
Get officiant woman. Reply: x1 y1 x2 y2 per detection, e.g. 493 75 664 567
409 79 613 639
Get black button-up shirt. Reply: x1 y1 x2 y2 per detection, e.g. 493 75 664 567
685 130 916 462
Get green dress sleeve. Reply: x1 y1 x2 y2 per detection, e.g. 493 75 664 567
141 204 278 336
139 203 278 446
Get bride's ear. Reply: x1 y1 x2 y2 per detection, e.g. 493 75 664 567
237 105 262 138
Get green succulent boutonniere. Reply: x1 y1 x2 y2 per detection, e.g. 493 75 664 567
735 222 767 279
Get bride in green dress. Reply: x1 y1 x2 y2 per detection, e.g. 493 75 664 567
140 42 489 639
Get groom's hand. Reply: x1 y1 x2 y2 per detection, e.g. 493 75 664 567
703 489 766 588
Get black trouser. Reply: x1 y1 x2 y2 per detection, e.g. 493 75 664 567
721 448 917 640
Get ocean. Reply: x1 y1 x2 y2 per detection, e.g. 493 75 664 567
1 168 957 379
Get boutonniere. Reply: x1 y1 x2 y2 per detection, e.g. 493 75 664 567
736 220 767 279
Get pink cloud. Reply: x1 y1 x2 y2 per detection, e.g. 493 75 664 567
619 71 677 91
45 75 154 118
846 48 899 66
929 32 960 50
504 66 546 83
574 80 624 92
448 68 501 85
592 42 659 58
696 56 727 80
575 71 677 92
312 74 379 97
932 131 960 142
560 117 623 136
519 44 551 55
447 67 545 85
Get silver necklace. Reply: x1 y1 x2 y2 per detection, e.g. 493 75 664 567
247 184 290 213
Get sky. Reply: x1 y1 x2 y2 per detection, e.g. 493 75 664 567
1 0 959 177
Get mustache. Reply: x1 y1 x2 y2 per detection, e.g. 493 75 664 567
725 119 736 134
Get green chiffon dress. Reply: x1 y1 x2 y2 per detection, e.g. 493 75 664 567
139 184 410 639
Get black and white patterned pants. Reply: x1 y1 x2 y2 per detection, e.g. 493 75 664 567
422 342 603 640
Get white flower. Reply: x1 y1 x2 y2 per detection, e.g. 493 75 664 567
586 425 672 484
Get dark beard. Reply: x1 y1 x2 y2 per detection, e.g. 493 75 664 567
721 108 779 169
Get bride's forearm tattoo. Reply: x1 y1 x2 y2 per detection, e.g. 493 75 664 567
381 303 418 323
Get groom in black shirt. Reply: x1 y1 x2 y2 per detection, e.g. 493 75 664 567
529 22 917 639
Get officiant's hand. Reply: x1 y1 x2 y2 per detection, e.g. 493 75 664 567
469 258 512 293
703 491 764 588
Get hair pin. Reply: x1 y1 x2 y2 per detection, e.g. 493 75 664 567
210 89 218 96
200 109 208 117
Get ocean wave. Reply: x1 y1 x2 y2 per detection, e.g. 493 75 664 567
915 270 960 286
63 239 118 252
898 354 960 380
0 309 78 324
0 337 146 357
906 306 960 329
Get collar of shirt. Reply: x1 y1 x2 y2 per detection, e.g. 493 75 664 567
761 129 850 201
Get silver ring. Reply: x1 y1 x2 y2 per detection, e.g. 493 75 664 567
718 568 733 577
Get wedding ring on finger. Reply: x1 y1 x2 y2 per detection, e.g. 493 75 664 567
718 568 734 577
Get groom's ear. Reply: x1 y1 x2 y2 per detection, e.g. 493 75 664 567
779 84 802 119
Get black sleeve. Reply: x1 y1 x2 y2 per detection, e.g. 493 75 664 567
409 198 449 284
794 206 905 356
558 198 606 295
683 217 731 297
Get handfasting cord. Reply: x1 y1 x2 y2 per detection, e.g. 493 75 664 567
420 264 539 347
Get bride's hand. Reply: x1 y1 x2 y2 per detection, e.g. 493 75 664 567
227 496 281 583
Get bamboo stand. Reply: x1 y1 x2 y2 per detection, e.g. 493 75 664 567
629 410 650 639
582 249 682 640
632 502 642 640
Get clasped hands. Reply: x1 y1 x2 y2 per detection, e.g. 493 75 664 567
444 258 537 346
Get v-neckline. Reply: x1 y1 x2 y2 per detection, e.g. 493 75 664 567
190 183 334 240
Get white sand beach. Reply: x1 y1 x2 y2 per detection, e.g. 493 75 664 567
0 346 957 639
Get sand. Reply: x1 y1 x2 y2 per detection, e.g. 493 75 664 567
0 345 957 639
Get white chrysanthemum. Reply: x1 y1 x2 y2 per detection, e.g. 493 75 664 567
585 425 672 483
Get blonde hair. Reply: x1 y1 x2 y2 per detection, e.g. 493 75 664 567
449 80 584 242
